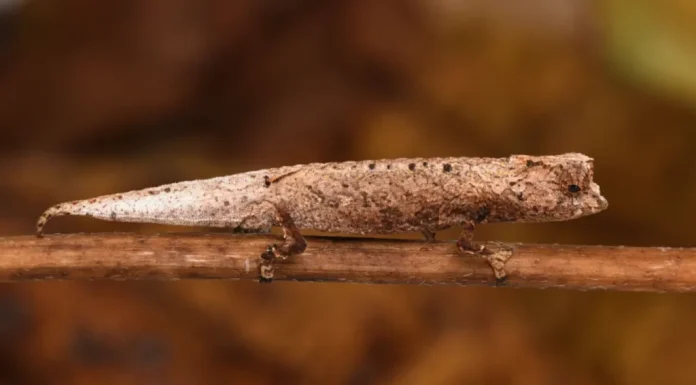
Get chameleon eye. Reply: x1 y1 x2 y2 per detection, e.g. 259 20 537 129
568 184 581 193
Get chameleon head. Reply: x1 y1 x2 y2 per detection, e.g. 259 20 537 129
509 153 608 222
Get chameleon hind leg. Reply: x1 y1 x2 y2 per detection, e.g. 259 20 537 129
259 207 307 283
456 221 511 283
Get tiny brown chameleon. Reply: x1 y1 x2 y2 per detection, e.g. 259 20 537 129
36 153 608 282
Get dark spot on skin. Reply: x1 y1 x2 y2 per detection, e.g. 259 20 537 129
263 176 271 187
368 163 376 170
110 212 117 220
224 201 230 206
342 182 349 188
360 191 371 208
517 192 524 201
475 206 490 223
509 181 516 186
422 162 428 167
55 205 61 209
443 164 452 172
527 160 543 167
387 164 391 169
307 185 326 201
72 201 78 205
164 188 171 193
148 190 159 195
410 205 440 228
408 163 416 171
89 199 97 203
568 184 581 193
249 174 256 178
378 207 403 231
116 195 123 200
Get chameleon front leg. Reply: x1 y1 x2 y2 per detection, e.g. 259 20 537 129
456 221 511 283
421 229 436 242
258 207 307 283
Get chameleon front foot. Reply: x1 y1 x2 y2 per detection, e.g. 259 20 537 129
457 240 511 283
481 246 513 284
457 223 512 283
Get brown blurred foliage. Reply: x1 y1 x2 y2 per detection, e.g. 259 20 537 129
1 0 696 384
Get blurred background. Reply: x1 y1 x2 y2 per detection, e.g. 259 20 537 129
0 0 695 384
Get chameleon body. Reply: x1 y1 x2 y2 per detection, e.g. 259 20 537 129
36 153 608 281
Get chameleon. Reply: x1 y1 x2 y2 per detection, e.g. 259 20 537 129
36 153 608 282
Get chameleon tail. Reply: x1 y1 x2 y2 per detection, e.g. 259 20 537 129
36 201 84 237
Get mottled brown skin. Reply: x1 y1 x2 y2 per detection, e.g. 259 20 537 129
36 153 608 282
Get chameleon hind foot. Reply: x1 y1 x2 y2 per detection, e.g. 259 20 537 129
257 208 307 283
259 246 276 283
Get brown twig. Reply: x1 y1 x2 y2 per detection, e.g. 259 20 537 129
0 233 693 292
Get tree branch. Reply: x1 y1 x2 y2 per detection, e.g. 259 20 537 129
0 233 692 292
